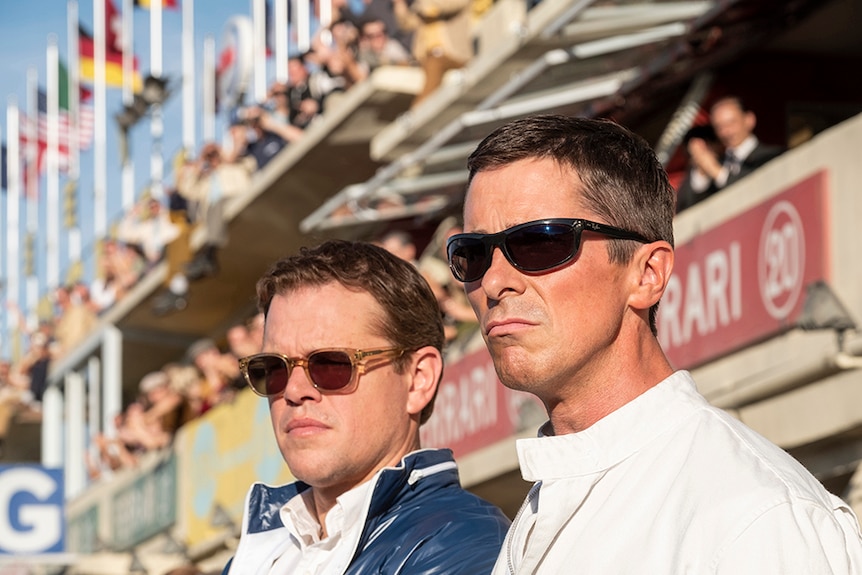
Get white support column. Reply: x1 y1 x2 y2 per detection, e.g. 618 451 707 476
65 371 87 498
42 385 64 469
87 355 102 457
102 326 123 437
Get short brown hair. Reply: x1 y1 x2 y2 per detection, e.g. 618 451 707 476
256 240 445 423
467 115 675 334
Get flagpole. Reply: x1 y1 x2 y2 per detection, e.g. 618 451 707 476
275 0 288 83
203 35 215 143
47 37 61 291
122 0 135 212
25 69 40 333
151 0 164 200
5 100 21 360
68 1 82 265
94 0 108 240
320 0 332 36
295 0 310 54
253 0 267 103
183 0 196 155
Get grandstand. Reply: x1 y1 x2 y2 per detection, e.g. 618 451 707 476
3 0 862 572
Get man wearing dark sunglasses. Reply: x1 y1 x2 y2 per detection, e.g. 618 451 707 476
223 240 509 575
450 115 862 574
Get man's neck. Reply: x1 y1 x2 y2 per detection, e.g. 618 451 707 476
545 337 673 435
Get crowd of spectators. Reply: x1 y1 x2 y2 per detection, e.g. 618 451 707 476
85 317 263 480
6 0 772 478
2 0 503 410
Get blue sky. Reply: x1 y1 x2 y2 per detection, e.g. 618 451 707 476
0 0 268 356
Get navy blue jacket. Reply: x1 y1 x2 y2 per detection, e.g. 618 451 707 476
224 449 510 575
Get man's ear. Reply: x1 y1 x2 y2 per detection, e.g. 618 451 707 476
628 241 674 312
405 346 443 417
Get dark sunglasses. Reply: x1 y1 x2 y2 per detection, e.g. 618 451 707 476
447 218 649 282
238 347 405 397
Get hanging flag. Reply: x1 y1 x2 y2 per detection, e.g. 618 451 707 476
133 0 179 8
56 59 95 150
17 84 95 180
79 1 143 93
79 25 143 91
106 0 122 54
133 0 179 9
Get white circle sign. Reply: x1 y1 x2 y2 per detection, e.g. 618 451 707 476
758 200 806 320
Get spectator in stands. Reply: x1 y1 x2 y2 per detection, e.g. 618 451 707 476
356 17 413 75
334 0 413 53
417 220 478 345
229 102 306 170
684 96 783 202
118 400 172 452
186 338 242 413
90 239 143 313
286 55 324 129
137 370 186 439
226 313 265 360
674 123 722 213
374 228 476 345
308 20 366 109
374 228 417 263
151 169 196 317
176 142 256 284
116 195 181 266
251 82 307 148
16 328 53 405
163 361 209 423
0 359 33 459
87 411 140 479
224 240 509 574
52 283 99 359
449 114 862 572
392 0 473 107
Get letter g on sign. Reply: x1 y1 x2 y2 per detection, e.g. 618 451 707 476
0 466 64 554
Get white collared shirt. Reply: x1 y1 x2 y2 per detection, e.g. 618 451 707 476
492 371 862 574
268 478 376 575
690 134 760 193
714 134 758 187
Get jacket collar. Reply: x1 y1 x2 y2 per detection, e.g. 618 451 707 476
244 448 458 536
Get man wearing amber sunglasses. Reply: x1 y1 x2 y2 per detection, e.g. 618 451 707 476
450 115 862 574
224 240 509 575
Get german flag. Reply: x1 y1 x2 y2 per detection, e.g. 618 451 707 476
133 0 179 8
79 25 142 91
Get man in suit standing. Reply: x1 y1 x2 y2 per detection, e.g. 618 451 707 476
680 96 783 211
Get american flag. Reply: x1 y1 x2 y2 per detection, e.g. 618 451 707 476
19 89 94 179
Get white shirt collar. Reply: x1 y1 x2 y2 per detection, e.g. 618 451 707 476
728 134 759 161
281 477 375 547
517 371 704 481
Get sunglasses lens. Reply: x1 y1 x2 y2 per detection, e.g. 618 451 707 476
448 238 489 282
247 356 289 397
307 350 355 391
507 223 577 271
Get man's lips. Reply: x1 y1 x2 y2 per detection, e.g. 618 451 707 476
484 317 536 337
284 418 329 435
